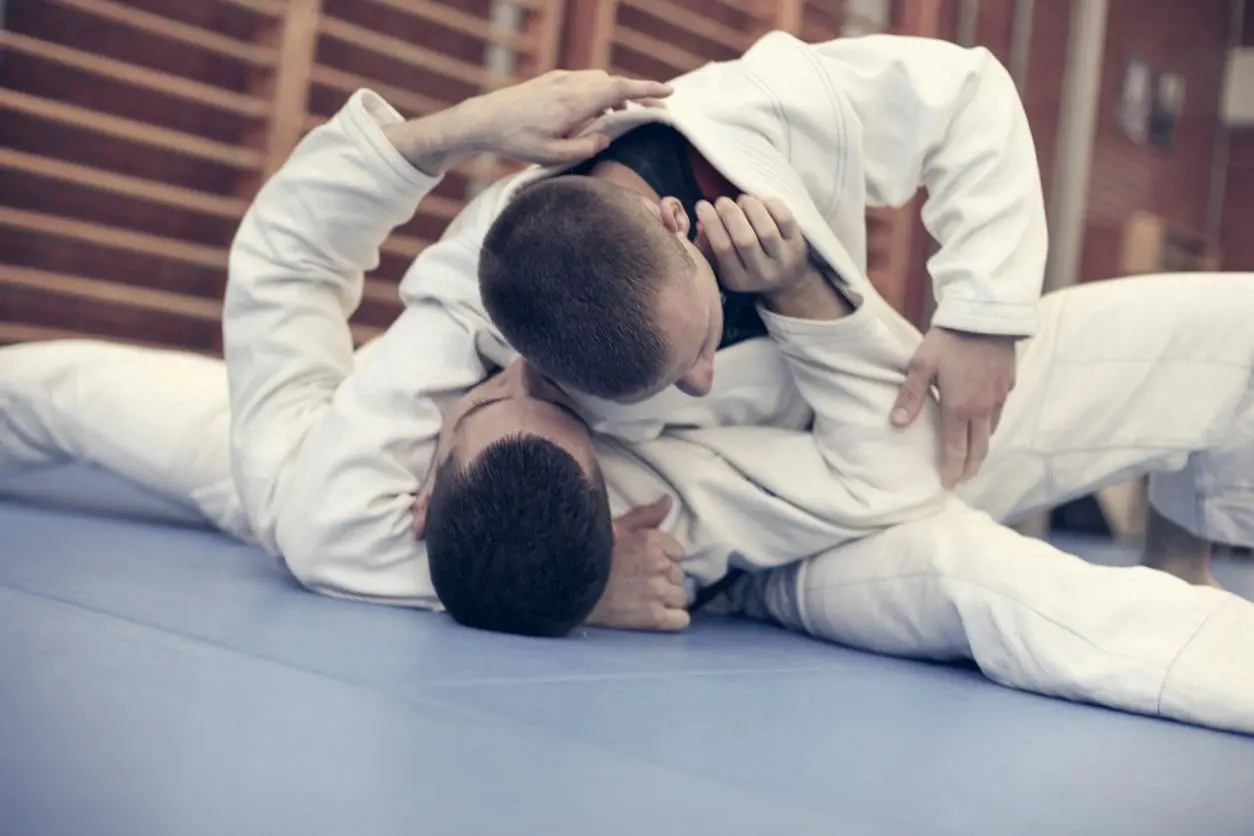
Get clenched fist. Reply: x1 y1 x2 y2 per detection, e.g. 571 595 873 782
586 495 689 632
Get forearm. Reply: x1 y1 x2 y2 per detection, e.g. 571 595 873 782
223 89 466 553
379 100 486 176
761 261 854 322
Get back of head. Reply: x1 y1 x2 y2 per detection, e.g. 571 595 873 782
425 434 614 637
479 176 673 399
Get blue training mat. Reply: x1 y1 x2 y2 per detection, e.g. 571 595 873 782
1 501 1252 836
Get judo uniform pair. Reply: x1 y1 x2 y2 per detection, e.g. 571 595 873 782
2 33 1252 734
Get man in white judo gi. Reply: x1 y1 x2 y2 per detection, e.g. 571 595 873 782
2 59 1253 735
447 31 1240 589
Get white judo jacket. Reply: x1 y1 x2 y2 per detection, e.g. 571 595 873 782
224 33 1046 608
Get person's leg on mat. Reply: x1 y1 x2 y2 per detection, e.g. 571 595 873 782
956 272 1254 585
727 499 1254 735
1142 506 1219 588
0 339 249 539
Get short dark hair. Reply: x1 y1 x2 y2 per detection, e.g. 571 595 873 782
425 434 613 637
479 176 682 399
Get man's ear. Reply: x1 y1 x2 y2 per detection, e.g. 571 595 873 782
412 490 431 539
658 196 690 237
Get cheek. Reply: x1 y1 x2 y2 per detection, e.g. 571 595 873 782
705 276 725 342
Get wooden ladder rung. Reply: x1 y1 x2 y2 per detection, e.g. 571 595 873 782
361 0 538 52
380 234 430 260
0 148 248 219
215 0 285 17
614 27 709 74
46 0 278 66
0 264 221 320
619 0 752 53
0 31 270 117
310 65 448 117
0 89 263 169
0 206 229 270
320 16 515 91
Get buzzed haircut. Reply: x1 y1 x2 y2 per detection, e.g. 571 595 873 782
425 434 614 637
478 176 684 399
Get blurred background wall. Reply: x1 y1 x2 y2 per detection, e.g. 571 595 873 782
0 0 1250 356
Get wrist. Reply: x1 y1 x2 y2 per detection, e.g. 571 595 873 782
762 263 851 321
380 103 486 177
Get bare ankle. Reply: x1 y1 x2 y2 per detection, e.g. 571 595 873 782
1142 508 1217 586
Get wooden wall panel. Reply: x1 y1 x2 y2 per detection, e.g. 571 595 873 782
0 0 278 352
1080 0 1232 284
0 0 566 352
1221 129 1254 270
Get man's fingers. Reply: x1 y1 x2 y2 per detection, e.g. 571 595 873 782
762 196 800 240
614 494 673 533
716 197 768 276
892 363 933 427
740 196 784 260
611 77 673 105
963 415 992 483
537 133 609 163
659 579 688 609
657 607 691 632
940 410 969 489
667 562 685 586
990 400 1005 435
696 200 745 282
660 532 684 562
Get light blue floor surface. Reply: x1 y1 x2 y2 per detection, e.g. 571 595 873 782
2 499 1252 836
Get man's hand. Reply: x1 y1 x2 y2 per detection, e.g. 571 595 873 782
384 70 672 174
892 328 1016 488
586 495 690 632
695 196 810 295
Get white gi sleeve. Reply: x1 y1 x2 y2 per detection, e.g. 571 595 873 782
224 89 483 608
753 299 947 525
799 35 1047 337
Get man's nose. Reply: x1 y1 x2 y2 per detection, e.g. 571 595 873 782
676 358 714 397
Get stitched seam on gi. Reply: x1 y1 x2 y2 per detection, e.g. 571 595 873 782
794 45 845 221
1156 604 1223 717
1027 295 1063 493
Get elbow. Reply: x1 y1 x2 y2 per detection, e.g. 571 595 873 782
274 508 355 597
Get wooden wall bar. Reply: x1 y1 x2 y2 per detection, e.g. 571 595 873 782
1 0 936 353
0 0 566 351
